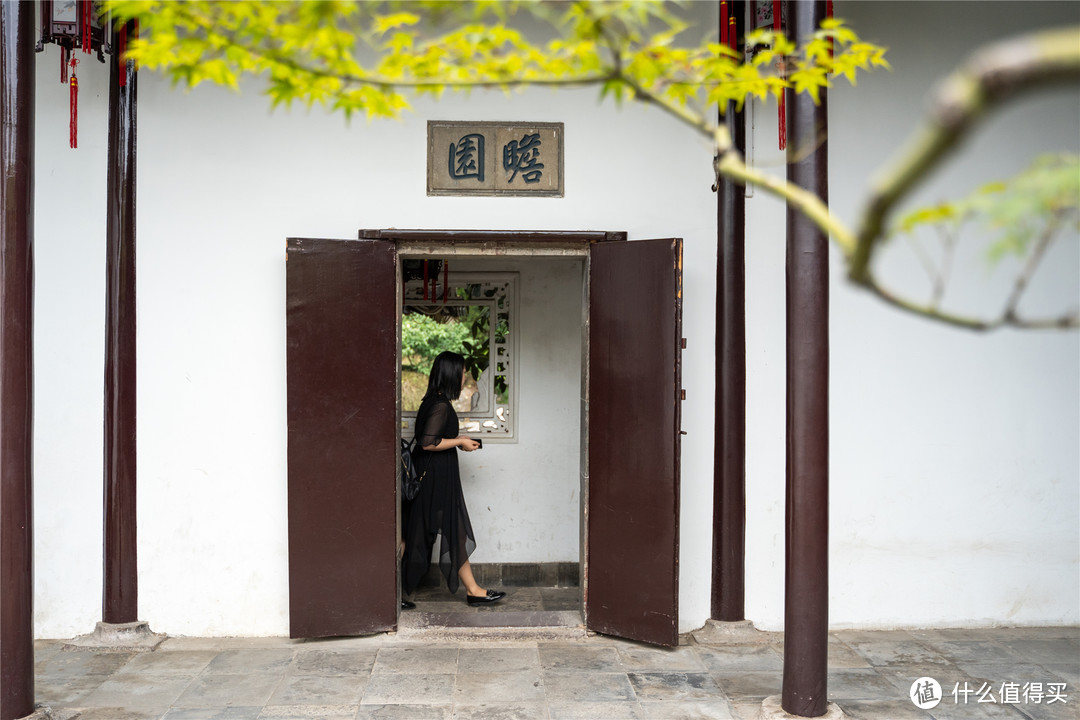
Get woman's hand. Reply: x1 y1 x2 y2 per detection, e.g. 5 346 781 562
457 436 481 452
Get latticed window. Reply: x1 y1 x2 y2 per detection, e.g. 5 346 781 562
401 272 517 440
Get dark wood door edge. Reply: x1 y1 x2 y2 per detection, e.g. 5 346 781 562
359 229 626 244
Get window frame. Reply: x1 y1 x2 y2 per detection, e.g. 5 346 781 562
400 271 518 442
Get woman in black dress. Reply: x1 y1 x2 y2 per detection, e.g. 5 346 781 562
402 351 506 605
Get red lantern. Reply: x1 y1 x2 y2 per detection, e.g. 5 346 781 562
36 1 113 148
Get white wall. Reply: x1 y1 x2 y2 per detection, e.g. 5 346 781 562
30 1 1077 638
744 1 1080 630
448 257 584 564
33 46 717 637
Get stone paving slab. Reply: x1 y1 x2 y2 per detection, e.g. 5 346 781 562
267 674 367 705
546 671 638 703
289 649 379 677
538 645 623 672
454 670 545 703
27 625 1079 720
162 710 261 720
77 673 193 709
353 704 450 719
453 702 548 720
637 698 738 719
457 647 539 674
617 644 709 672
173 673 282 708
547 701 647 719
361 672 456 705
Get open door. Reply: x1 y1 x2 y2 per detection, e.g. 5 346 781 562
285 237 398 638
587 237 682 646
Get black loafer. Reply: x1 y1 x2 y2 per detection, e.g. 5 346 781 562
401 599 416 610
466 589 506 605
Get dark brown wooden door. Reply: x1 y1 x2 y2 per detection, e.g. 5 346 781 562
587 237 683 646
286 237 398 638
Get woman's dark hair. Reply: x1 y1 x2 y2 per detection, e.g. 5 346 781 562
425 351 465 401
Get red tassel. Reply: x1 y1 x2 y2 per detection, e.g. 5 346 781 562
729 16 737 50
720 1 728 47
81 0 92 54
119 24 127 87
423 260 429 300
773 0 786 150
442 261 449 303
778 94 787 151
69 62 79 149
826 0 834 59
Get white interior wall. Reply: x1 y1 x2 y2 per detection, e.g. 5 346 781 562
30 1 1077 639
441 257 584 564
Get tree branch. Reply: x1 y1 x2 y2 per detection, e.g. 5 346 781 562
1001 217 1059 322
850 26 1080 284
861 268 1079 331
115 1 1077 333
713 147 858 258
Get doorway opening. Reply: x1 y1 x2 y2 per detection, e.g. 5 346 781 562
285 230 682 646
397 250 586 632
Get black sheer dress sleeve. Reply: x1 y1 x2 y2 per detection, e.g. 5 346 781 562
415 398 451 448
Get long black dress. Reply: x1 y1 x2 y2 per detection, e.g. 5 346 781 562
401 394 477 595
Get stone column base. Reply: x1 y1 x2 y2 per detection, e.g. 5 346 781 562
691 618 766 644
62 620 165 653
757 695 848 719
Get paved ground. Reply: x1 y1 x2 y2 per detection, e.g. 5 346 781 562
29 589 1079 720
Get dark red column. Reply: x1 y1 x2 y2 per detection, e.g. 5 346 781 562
103 21 139 625
712 0 748 622
782 1 830 716
0 3 36 718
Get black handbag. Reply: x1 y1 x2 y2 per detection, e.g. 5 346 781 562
399 438 425 501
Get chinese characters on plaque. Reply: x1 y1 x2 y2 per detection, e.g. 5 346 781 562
428 121 563 197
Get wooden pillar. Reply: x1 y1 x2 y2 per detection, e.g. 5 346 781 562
712 0 748 622
0 3 36 718
782 1 830 716
103 21 138 624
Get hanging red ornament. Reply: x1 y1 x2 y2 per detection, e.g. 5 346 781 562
774 0 786 151
423 260 429 301
38 0 111 148
81 0 93 54
118 23 127 87
721 1 729 47
443 261 449 304
69 58 79 149
826 0 834 59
